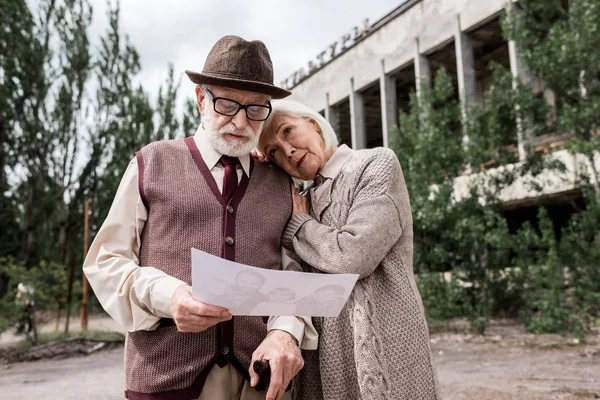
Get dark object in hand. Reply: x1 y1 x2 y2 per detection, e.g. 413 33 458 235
253 360 293 392
253 360 271 391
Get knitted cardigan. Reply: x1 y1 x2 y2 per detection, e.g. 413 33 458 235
283 147 440 400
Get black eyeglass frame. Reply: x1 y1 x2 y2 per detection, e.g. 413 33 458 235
204 88 272 121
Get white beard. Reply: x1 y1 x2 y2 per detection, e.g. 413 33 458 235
203 113 260 157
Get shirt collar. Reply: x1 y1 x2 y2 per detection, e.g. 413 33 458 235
319 144 353 180
193 124 251 176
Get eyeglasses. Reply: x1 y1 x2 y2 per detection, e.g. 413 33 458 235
204 89 272 121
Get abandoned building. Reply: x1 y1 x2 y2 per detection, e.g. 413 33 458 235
284 0 598 232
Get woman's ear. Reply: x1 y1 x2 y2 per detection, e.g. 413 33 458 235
308 118 321 134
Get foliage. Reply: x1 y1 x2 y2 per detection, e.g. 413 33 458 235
0 0 200 332
0 257 65 340
390 0 600 335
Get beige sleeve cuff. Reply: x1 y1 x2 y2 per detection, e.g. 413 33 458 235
267 316 318 350
282 213 313 249
149 275 187 319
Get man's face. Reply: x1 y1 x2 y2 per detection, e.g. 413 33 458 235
236 272 264 293
196 85 270 157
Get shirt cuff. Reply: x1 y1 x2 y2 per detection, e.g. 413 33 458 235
267 316 304 347
150 275 187 318
282 213 313 249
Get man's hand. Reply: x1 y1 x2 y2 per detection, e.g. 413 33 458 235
171 284 232 332
249 330 304 400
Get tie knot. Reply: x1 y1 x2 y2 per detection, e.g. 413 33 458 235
221 156 240 167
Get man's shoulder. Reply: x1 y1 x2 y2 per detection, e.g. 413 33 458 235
252 161 290 182
139 138 188 155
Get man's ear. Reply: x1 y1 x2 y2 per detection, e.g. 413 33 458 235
195 86 206 114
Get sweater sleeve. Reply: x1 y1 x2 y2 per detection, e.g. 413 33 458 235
283 149 408 279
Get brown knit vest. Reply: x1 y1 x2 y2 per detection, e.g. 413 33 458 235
125 137 292 399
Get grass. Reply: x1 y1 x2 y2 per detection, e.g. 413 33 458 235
18 329 124 350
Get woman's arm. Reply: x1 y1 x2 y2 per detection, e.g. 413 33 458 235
283 149 408 279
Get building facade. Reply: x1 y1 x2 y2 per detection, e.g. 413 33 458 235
285 0 599 223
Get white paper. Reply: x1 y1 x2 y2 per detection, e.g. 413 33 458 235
191 248 359 317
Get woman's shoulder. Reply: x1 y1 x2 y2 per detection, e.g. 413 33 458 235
333 147 404 198
344 147 401 177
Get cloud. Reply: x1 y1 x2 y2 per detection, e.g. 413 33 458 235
88 0 403 99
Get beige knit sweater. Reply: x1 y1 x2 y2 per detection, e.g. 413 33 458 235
283 147 440 400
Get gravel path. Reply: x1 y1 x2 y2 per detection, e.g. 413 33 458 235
1 318 598 399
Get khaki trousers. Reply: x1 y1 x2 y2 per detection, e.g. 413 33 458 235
197 364 292 400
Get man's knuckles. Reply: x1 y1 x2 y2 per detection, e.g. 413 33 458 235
194 304 207 315
271 353 286 365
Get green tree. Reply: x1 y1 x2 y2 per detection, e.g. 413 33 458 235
504 0 600 198
0 0 185 334
1 0 92 267
156 64 182 140
0 0 38 259
390 58 570 333
79 2 153 235
503 0 600 335
181 97 201 137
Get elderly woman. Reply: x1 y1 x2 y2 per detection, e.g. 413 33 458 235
257 100 440 400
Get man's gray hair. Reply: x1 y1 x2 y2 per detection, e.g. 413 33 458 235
260 100 339 151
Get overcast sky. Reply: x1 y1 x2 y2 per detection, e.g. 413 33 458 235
88 0 404 100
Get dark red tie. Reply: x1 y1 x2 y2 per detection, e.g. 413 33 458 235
221 156 240 203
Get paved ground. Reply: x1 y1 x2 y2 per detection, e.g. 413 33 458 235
0 347 125 400
1 318 599 399
434 335 600 399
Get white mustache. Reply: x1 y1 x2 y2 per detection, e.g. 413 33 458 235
218 123 255 138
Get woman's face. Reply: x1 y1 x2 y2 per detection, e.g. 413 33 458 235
260 115 331 180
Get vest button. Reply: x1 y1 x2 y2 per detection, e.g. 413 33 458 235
225 237 234 246
222 345 230 355
227 205 234 214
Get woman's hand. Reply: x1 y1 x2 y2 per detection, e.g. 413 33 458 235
251 148 270 163
291 182 310 215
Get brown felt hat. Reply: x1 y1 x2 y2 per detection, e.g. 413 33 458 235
185 35 291 99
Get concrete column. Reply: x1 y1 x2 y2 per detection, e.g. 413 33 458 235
455 15 477 110
455 15 477 157
543 89 556 107
509 40 531 87
509 35 535 160
324 92 332 121
349 78 367 150
380 59 397 148
414 38 432 97
325 92 340 140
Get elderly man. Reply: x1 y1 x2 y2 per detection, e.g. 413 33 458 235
84 35 316 400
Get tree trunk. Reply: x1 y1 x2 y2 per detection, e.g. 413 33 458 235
20 178 36 263
64 229 76 334
0 123 5 211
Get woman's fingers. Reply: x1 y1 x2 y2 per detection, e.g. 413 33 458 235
251 148 269 163
291 182 310 215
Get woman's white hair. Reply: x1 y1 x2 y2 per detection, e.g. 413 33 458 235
259 100 339 152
